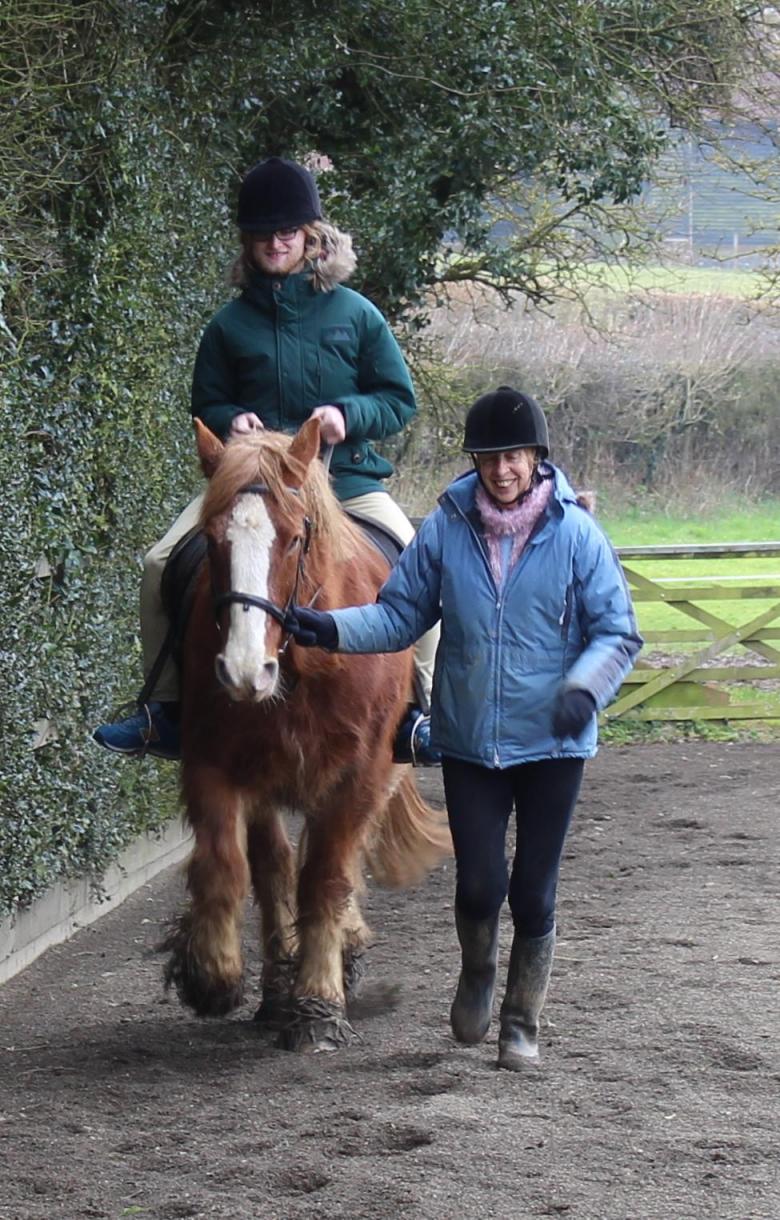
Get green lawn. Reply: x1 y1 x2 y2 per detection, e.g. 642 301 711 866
602 501 780 634
573 261 765 300
602 501 780 548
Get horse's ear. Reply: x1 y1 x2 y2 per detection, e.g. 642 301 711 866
287 418 321 483
194 418 224 479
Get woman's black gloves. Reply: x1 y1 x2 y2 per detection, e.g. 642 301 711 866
284 605 338 650
552 688 597 738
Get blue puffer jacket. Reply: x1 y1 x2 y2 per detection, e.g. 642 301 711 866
332 466 642 768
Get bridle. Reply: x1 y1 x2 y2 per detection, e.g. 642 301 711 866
212 481 315 637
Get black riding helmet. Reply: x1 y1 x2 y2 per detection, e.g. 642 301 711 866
463 386 549 458
237 157 322 235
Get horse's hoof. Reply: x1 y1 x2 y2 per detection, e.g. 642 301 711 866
163 953 244 1017
159 917 245 1017
173 971 244 1017
276 996 362 1053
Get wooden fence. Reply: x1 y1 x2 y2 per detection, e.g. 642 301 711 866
609 542 780 723
409 525 780 723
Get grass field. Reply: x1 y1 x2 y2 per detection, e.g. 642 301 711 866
574 261 765 300
604 500 780 632
601 500 780 548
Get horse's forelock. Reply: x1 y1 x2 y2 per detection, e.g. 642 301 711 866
200 433 293 527
200 433 361 563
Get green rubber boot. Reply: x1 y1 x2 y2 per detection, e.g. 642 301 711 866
449 908 500 1044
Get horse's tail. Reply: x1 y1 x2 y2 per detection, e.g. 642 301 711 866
365 771 452 888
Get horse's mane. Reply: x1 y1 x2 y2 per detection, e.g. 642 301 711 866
201 431 364 564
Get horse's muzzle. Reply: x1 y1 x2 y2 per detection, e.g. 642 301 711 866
215 653 280 702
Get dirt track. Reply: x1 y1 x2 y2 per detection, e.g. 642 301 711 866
0 741 778 1220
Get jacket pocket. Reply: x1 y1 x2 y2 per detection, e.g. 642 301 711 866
318 327 356 401
559 584 574 641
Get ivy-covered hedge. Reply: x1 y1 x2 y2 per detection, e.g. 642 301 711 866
0 4 236 915
1 0 767 916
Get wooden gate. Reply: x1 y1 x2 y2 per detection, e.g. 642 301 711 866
609 542 780 722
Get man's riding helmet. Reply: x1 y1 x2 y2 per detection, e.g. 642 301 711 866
463 386 549 458
237 157 322 235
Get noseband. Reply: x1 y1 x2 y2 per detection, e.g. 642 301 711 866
212 482 313 631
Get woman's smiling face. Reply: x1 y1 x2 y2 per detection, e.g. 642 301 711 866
474 447 538 506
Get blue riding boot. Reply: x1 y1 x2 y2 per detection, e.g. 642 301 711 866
92 701 181 760
393 706 442 766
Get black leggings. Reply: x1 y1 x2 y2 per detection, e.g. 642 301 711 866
441 756 585 938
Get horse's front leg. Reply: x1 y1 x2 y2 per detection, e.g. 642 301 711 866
164 765 249 1016
341 863 373 1000
245 808 298 1030
296 826 371 1000
279 792 374 1052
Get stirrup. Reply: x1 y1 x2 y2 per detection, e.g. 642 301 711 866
92 700 180 761
393 708 441 766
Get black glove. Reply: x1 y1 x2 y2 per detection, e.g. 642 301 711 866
552 688 596 738
284 605 338 650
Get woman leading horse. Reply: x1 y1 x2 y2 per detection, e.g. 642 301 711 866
285 387 643 1070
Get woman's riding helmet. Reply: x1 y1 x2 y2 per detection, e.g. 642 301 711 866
463 386 549 457
237 157 322 234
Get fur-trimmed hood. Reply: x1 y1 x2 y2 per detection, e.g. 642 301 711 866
307 222 357 292
576 489 596 514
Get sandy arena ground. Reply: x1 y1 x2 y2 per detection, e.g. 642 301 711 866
0 740 777 1220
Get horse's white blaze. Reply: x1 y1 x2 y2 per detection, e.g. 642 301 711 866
219 494 279 699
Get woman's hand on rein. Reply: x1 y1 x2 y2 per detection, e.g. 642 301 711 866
310 405 346 445
284 605 339 650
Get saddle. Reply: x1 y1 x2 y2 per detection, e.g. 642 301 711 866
344 509 405 569
137 513 406 706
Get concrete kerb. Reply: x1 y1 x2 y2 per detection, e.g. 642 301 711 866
0 818 193 986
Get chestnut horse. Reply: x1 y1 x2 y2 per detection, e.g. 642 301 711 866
164 418 450 1050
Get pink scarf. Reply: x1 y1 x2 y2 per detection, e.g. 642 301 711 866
475 477 553 585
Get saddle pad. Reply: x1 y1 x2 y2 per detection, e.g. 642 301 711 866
160 526 208 654
344 509 406 570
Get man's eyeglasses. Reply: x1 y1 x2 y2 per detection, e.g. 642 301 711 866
255 227 301 244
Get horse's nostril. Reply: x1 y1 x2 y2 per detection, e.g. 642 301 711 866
264 659 279 681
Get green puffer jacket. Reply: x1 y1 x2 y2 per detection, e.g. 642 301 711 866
191 266 416 502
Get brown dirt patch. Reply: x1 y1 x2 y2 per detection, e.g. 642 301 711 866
0 742 777 1219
